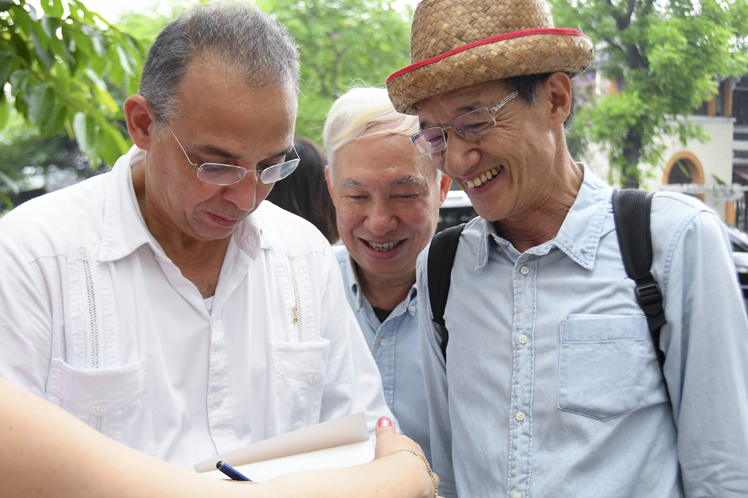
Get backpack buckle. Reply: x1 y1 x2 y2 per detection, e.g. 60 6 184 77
635 281 662 317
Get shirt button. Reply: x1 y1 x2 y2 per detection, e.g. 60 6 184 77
287 249 297 258
213 395 223 407
520 265 530 275
409 305 416 314
515 411 526 422
379 338 389 347
496 246 503 252
513 493 522 498
518 334 528 344
78 246 87 257
95 402 107 415
311 372 320 384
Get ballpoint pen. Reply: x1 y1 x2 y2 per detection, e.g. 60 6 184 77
216 460 252 481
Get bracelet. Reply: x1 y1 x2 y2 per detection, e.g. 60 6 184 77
392 448 438 498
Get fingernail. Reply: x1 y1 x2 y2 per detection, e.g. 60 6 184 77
377 416 392 427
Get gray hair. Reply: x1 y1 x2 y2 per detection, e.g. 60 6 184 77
140 2 300 123
323 86 441 184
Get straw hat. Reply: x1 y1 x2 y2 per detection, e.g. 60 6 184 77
386 0 594 114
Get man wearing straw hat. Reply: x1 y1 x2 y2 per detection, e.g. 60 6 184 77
387 0 748 496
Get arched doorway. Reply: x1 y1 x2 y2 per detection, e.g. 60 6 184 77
663 152 705 201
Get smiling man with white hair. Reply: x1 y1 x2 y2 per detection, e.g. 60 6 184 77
324 87 451 463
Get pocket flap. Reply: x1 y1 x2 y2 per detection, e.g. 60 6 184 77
272 339 330 382
562 315 647 342
48 358 148 415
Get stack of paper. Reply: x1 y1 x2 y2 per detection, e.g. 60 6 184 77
194 412 374 482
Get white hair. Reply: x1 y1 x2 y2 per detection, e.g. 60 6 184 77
323 86 442 183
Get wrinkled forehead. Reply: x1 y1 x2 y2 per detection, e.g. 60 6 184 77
416 79 510 124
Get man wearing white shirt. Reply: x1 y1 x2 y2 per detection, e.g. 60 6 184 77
0 4 393 469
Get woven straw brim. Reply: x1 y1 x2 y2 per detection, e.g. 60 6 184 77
387 33 593 115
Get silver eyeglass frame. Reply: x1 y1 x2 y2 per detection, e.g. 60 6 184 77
163 121 299 186
410 90 520 155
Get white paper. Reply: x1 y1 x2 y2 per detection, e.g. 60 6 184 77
200 440 373 482
194 412 372 478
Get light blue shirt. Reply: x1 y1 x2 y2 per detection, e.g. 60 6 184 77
335 247 431 462
417 166 748 498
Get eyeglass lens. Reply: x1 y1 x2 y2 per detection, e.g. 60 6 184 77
413 108 495 154
196 158 300 186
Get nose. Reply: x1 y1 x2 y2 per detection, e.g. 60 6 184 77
365 198 397 236
221 172 261 212
441 129 481 179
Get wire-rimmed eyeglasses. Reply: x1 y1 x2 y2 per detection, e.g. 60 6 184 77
164 121 300 186
410 90 520 155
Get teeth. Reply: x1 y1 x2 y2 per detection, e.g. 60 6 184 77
467 167 502 189
368 241 398 252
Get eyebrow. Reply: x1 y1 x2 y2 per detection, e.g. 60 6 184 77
394 176 423 186
341 179 363 188
188 144 293 161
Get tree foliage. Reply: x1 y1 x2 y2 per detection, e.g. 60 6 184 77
259 0 412 141
551 0 748 186
0 0 146 168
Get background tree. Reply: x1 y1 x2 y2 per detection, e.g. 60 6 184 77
551 0 748 187
0 0 146 169
259 0 411 141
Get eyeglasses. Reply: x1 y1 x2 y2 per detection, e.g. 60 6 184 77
410 90 520 155
163 121 300 186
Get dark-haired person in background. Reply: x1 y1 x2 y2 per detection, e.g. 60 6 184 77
267 137 339 244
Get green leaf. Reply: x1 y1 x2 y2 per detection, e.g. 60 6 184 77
10 5 32 36
73 112 99 154
27 83 56 127
9 70 30 97
0 0 13 13
0 97 9 129
116 43 136 77
0 52 13 84
40 104 66 136
40 0 64 18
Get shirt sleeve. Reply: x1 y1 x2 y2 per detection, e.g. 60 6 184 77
656 207 748 496
0 226 54 397
313 243 397 437
416 248 457 498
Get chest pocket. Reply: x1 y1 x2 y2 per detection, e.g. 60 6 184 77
48 358 151 446
272 339 330 433
269 249 330 434
557 315 648 421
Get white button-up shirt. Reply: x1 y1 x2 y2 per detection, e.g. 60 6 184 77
0 146 393 469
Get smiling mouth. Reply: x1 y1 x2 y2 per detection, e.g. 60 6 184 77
465 166 502 189
366 240 404 252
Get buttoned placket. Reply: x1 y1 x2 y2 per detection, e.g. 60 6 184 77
204 238 256 454
502 240 536 498
363 288 417 410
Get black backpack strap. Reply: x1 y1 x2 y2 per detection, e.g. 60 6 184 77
427 223 466 363
612 189 667 373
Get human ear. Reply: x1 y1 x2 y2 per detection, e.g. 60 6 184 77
124 95 156 150
324 166 336 202
545 73 572 128
438 172 452 205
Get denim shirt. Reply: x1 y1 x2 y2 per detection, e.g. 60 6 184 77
417 166 748 498
335 247 431 462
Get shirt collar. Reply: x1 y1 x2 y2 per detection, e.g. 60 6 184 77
475 164 611 271
343 254 418 311
98 145 266 262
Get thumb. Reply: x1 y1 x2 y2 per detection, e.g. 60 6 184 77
375 416 395 438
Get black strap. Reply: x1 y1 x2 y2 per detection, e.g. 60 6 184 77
612 189 668 374
427 223 465 362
